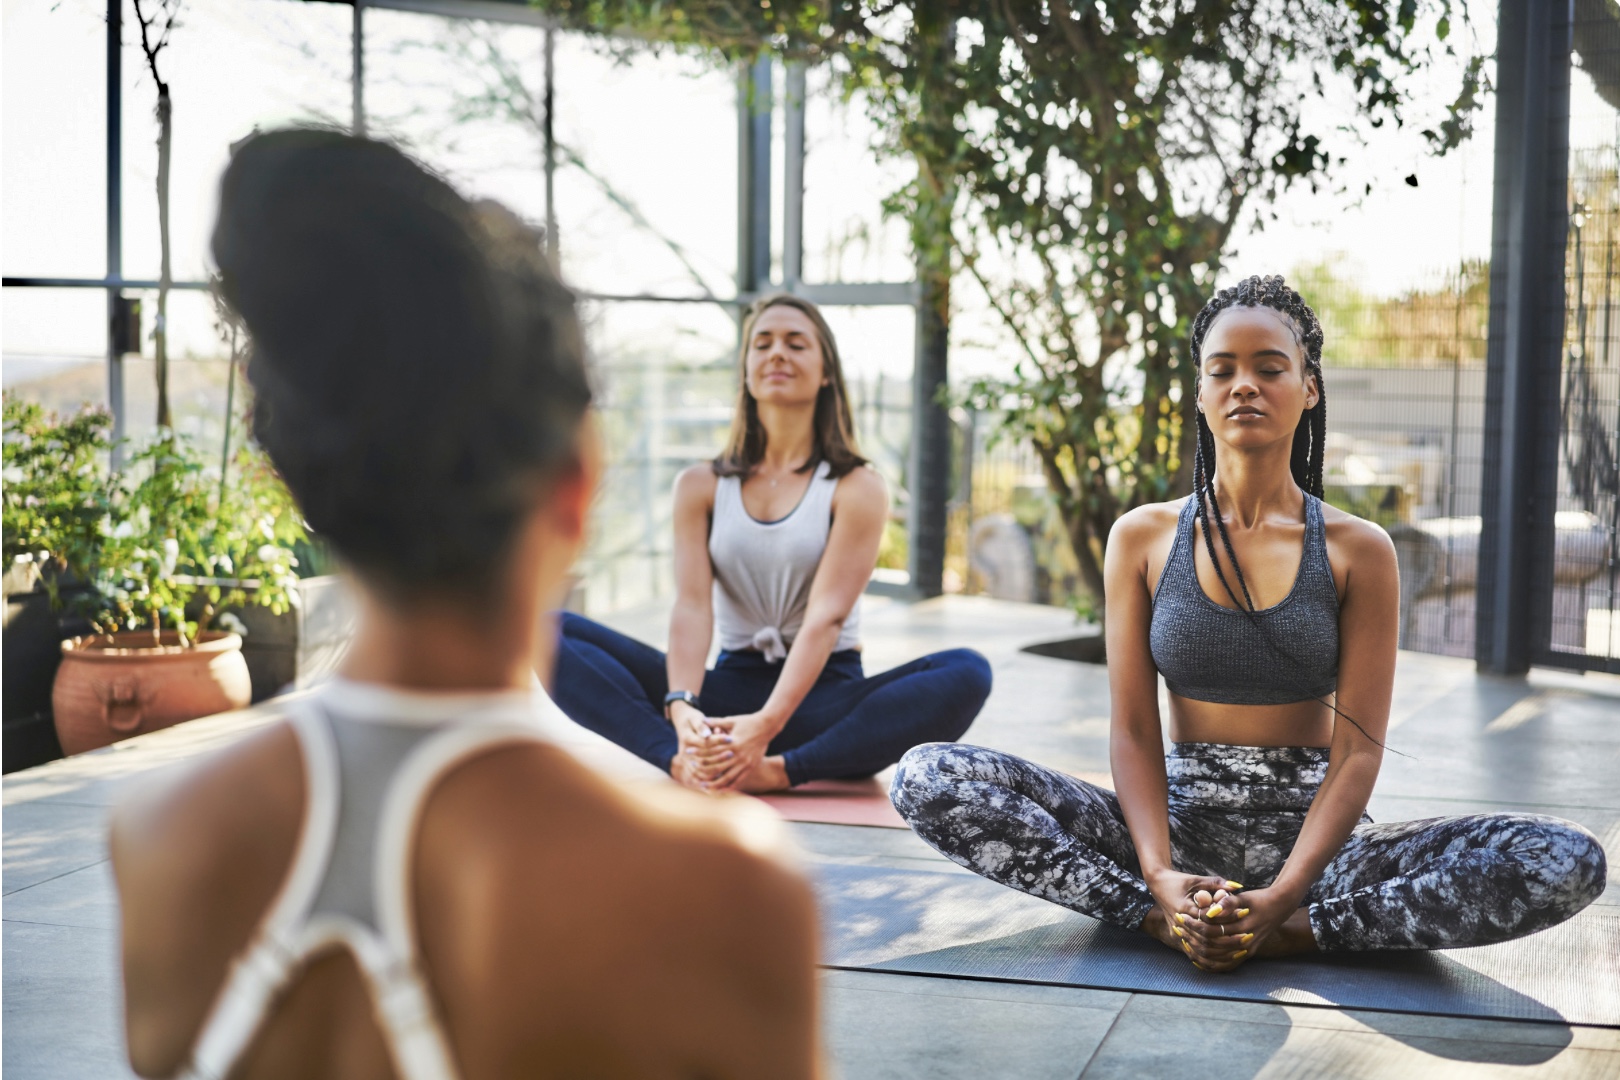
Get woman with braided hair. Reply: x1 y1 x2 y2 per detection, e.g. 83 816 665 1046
890 275 1606 969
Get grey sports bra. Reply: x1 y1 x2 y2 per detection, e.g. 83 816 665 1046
1148 494 1339 705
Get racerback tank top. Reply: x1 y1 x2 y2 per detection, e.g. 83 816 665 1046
171 679 550 1080
708 459 862 661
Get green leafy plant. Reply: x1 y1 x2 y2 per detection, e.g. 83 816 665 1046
2 398 116 612
2 394 308 645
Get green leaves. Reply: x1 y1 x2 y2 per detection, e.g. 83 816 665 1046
1 396 309 644
2 396 115 611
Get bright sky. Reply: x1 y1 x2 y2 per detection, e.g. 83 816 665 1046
3 1 1609 396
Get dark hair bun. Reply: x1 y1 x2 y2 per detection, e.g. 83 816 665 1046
212 128 591 598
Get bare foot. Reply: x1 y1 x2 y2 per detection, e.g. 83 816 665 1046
1138 907 1185 952
1253 907 1319 958
669 752 712 792
732 756 791 794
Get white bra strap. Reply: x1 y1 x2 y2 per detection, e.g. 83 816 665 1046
177 930 300 1080
369 722 542 1080
374 722 542 959
371 954 462 1080
177 704 342 1080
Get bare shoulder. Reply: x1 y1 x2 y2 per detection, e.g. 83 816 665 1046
418 746 815 1062
110 718 306 1075
673 462 718 505
1319 502 1397 567
1106 499 1185 560
110 717 303 905
422 742 812 931
1115 498 1185 537
833 463 889 511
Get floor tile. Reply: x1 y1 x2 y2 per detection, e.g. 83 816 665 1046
1078 994 1616 1080
1 921 134 1080
4 859 118 930
3 799 109 894
822 969 1127 1080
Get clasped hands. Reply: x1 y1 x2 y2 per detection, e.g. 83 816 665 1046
668 700 775 792
1147 870 1297 974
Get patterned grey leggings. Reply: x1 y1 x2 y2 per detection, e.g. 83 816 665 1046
890 742 1608 951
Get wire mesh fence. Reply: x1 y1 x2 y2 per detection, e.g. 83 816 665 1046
1544 121 1620 669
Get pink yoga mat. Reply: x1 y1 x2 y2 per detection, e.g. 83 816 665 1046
753 773 907 828
751 768 1114 829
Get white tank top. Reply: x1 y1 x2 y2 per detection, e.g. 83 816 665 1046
171 679 550 1080
708 460 862 661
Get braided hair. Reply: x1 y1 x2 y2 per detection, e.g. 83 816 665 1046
1186 275 1400 755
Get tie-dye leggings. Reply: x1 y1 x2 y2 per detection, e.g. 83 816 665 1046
890 742 1607 951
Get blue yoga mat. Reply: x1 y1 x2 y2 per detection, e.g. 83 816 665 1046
813 863 1620 1027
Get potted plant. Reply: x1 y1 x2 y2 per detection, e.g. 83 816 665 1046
2 394 309 757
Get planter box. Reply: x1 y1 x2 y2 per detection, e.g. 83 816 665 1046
3 564 89 772
257 575 357 698
227 575 358 701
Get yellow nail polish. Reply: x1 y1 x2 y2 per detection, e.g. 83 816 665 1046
1225 881 1244 890
1233 950 1249 959
1237 908 1250 917
1239 933 1255 943
1174 913 1187 924
1205 904 1223 918
1182 941 1192 953
1173 927 1185 938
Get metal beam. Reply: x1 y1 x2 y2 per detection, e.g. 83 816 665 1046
1477 0 1574 674
6 276 211 291
736 56 773 297
352 0 366 136
792 282 919 307
2 277 745 306
783 62 806 289
106 0 124 461
909 274 950 598
543 25 557 266
357 0 555 26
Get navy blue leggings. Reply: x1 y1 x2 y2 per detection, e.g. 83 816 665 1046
552 613 992 786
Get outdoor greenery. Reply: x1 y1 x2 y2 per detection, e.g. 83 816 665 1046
1294 256 1490 367
2 395 307 645
528 0 1487 609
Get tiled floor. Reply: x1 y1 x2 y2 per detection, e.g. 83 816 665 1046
4 595 1617 1078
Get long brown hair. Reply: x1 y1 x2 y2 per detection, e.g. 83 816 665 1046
713 293 867 479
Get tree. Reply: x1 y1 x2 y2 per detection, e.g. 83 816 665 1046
528 0 1486 607
132 0 182 430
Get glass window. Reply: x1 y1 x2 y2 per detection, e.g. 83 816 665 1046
364 13 737 300
118 0 353 284
2 288 108 411
115 287 239 450
2 0 107 279
800 68 915 285
575 298 737 613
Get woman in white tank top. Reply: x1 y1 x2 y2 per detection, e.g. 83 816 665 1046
556 295 992 793
108 132 821 1080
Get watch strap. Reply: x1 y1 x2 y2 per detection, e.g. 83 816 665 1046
663 690 699 717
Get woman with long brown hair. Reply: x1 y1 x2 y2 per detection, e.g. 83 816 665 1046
554 293 991 793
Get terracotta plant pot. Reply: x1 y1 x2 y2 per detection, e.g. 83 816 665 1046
52 630 253 756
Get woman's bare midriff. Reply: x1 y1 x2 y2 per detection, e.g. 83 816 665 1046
1166 693 1335 749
